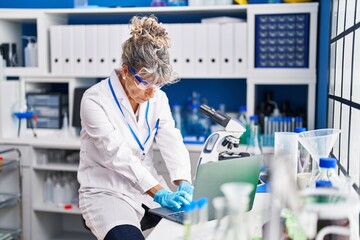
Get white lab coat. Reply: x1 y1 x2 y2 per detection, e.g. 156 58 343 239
78 70 191 239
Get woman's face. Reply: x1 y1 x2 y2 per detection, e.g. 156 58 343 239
121 65 157 104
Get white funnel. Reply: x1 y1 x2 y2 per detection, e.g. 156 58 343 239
298 128 341 188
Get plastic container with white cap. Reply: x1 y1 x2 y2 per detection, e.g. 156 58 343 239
22 36 38 67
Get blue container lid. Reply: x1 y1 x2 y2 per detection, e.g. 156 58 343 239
294 127 307 133
239 106 247 112
184 201 196 212
316 180 333 188
196 197 208 209
250 115 258 121
319 157 337 168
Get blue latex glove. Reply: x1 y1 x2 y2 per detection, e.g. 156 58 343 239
177 181 194 201
153 189 191 209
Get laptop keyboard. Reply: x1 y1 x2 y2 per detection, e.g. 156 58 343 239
168 211 184 223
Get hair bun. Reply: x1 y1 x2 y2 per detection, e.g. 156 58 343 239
129 15 170 48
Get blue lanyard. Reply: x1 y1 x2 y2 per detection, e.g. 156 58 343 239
108 78 151 152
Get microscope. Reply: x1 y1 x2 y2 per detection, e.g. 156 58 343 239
197 104 249 166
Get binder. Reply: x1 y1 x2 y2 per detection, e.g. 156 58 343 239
119 24 131 48
85 25 98 75
167 24 183 75
220 23 234 75
234 22 247 76
181 24 196 75
50 25 63 74
60 26 73 74
72 25 86 75
195 24 207 75
97 25 110 75
109 24 122 71
206 23 220 75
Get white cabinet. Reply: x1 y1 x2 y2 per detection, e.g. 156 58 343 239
31 146 95 240
246 4 318 130
0 10 67 76
0 3 318 240
0 3 318 133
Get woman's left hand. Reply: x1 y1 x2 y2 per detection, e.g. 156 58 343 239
176 181 194 200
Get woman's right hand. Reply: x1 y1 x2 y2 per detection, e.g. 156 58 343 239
153 189 191 209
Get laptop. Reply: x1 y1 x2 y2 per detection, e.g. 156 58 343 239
148 155 262 224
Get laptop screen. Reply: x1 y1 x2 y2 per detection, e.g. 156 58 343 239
193 155 262 220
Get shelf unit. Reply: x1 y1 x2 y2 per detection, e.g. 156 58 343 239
0 148 22 240
246 4 318 130
30 146 94 240
0 3 318 240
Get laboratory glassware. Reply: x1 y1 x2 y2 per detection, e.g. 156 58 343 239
295 127 312 190
212 196 228 240
274 132 298 182
298 129 341 188
221 182 253 240
301 188 360 240
238 106 249 144
314 157 342 190
246 125 262 156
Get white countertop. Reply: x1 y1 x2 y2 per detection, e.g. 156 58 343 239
146 192 271 240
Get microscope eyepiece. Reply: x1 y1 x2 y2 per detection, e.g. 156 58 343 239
199 104 230 128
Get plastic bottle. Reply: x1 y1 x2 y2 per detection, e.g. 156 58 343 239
197 197 208 223
22 36 38 67
249 115 260 133
62 111 71 137
314 157 341 190
63 177 72 204
172 104 183 133
183 201 197 240
43 174 54 203
238 106 247 125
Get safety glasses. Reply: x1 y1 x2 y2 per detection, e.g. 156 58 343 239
128 66 164 90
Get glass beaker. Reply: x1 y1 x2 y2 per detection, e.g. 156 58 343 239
221 182 253 240
274 132 298 183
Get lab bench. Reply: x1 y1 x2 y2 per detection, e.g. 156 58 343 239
146 192 272 240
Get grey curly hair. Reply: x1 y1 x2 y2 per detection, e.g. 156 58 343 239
122 15 179 86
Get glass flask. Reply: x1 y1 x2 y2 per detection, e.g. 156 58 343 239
221 182 253 240
246 125 262 156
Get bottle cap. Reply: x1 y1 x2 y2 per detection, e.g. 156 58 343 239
319 157 337 168
316 180 333 188
294 127 307 133
191 103 199 109
196 197 208 209
239 106 247 112
250 115 258 121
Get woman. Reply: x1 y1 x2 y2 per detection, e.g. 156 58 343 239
78 15 194 240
